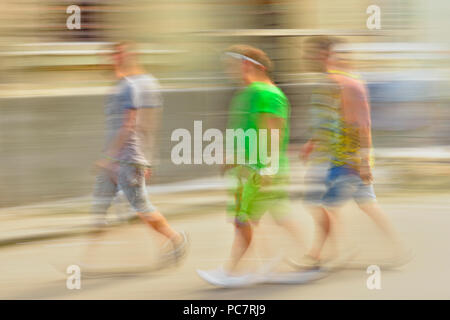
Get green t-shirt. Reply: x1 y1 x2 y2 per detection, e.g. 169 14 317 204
227 82 290 175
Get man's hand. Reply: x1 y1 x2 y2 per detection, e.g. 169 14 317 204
359 160 373 184
144 167 152 182
300 140 315 163
94 158 113 170
92 158 119 182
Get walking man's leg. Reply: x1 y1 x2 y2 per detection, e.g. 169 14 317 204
307 205 332 261
226 220 254 273
137 211 182 244
91 168 118 227
118 165 188 258
357 201 406 255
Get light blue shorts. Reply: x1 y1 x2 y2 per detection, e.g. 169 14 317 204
304 163 376 207
92 164 156 216
322 165 377 207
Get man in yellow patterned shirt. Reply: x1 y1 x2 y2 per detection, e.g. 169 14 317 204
296 37 410 270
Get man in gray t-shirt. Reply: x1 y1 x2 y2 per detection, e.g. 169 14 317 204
103 73 162 166
92 41 188 262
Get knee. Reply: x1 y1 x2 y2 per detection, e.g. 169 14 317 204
235 220 253 243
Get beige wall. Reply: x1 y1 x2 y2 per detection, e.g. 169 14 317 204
0 0 447 88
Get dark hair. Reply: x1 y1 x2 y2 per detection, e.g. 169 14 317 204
111 41 136 53
303 36 342 54
226 44 273 72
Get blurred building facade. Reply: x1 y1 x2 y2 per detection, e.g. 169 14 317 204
0 0 449 87
0 1 449 207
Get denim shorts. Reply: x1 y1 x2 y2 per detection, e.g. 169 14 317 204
92 164 156 215
321 165 377 207
304 163 376 207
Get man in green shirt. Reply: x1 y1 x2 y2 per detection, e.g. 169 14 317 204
197 45 305 287
226 77 291 224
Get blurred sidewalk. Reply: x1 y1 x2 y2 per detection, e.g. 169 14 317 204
0 177 230 248
0 146 449 248
0 159 312 247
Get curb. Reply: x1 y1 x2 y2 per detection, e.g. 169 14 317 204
0 196 229 248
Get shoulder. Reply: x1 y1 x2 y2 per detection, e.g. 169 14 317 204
329 72 365 91
264 85 289 106
253 84 289 116
140 74 161 90
116 78 134 98
250 83 285 99
125 74 163 108
273 85 288 102
330 76 367 104
126 74 161 92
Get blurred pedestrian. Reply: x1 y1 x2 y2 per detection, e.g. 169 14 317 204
198 45 306 287
90 41 188 266
295 36 410 270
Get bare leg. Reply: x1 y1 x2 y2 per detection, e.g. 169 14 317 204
308 205 345 264
357 202 403 250
137 211 182 243
225 221 253 274
307 206 331 260
275 217 306 254
85 169 116 264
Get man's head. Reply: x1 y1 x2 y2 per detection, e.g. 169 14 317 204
223 45 273 84
110 41 138 70
302 36 342 71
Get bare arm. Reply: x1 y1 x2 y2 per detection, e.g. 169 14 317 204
341 84 373 182
137 107 162 163
259 113 285 157
258 113 285 180
344 86 372 162
300 139 315 162
357 87 372 165
106 108 137 158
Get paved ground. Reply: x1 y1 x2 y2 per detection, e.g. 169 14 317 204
0 194 449 300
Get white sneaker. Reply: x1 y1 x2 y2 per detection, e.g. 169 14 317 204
286 255 321 271
223 274 257 288
197 267 228 286
197 267 258 288
258 254 284 275
159 231 190 266
322 246 361 271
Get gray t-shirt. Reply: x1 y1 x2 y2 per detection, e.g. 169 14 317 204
104 74 162 166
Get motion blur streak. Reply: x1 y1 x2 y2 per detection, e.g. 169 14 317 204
0 0 449 299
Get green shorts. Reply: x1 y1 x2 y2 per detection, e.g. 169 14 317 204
226 166 290 224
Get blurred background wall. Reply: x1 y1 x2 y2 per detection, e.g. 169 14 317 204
0 0 449 207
